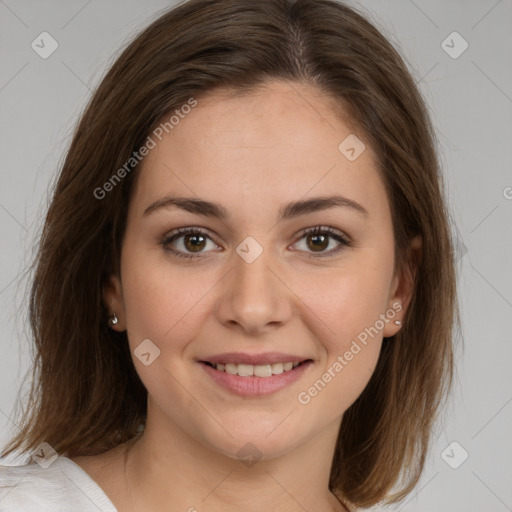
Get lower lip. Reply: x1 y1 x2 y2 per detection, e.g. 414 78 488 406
200 361 313 397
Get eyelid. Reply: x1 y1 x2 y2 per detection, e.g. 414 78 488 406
294 225 351 243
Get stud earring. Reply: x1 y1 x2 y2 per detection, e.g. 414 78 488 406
109 312 118 326
394 320 401 326
109 301 118 327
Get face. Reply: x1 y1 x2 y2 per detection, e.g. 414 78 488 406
105 80 415 461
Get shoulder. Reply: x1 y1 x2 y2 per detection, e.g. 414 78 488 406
0 456 117 512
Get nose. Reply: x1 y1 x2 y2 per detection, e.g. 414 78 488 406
215 246 293 336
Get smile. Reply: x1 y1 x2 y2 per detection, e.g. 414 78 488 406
199 357 313 397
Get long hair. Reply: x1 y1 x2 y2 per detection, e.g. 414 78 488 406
1 0 458 507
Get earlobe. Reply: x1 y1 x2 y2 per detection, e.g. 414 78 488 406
384 234 422 338
102 274 125 331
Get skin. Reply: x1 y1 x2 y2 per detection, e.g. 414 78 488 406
72 80 420 512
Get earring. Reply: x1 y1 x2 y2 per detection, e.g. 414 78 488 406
109 301 118 327
110 312 118 326
394 320 402 326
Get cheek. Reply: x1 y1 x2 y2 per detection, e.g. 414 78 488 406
119 251 211 413
290 256 393 344
292 270 388 415
121 244 208 341
289 256 391 410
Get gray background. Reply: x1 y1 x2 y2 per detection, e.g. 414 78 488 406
0 1 511 511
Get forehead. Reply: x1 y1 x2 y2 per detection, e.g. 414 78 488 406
130 80 388 221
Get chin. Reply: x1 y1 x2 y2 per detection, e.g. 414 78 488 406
195 416 310 464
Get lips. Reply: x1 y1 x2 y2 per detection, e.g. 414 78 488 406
198 352 313 396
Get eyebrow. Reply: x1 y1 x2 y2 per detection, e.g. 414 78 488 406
143 194 368 221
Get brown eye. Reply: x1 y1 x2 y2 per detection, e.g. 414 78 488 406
292 226 351 258
183 233 207 252
306 233 329 252
162 227 219 259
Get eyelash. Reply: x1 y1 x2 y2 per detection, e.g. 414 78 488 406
161 226 352 260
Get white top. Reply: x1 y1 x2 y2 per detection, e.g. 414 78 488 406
0 456 117 511
0 456 359 512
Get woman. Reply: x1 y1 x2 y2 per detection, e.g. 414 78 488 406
0 0 458 510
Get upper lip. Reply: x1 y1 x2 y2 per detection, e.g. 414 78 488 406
200 352 311 365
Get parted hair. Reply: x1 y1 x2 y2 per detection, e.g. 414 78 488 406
1 0 458 507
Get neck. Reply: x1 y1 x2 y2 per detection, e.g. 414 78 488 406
122 413 347 512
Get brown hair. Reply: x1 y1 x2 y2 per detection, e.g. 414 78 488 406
1 0 458 507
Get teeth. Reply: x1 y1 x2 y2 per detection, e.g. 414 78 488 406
237 364 254 377
212 361 302 377
254 364 272 377
271 363 283 375
225 364 237 375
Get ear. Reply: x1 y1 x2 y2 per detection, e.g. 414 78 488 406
103 273 126 331
383 234 422 338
